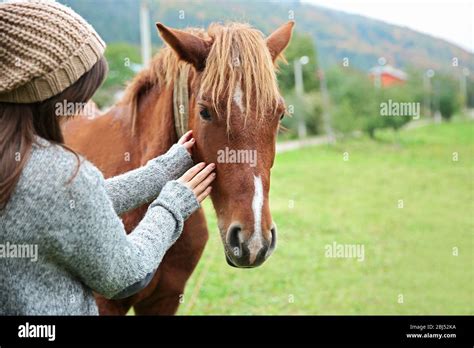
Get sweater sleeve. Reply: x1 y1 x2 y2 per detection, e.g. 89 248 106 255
47 161 200 299
104 144 194 215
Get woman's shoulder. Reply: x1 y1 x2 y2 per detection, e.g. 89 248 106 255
3 136 105 215
25 136 104 190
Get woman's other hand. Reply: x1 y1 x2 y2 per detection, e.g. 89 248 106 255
177 162 216 203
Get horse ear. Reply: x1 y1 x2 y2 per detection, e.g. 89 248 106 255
266 21 295 62
156 22 211 71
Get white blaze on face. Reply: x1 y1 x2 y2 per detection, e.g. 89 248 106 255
248 175 264 264
233 81 245 113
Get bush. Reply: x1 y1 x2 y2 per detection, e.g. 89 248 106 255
433 74 463 121
282 91 324 137
326 67 380 137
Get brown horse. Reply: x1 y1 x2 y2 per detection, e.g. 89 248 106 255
63 21 294 315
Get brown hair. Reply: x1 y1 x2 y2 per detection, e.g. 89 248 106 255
0 57 108 210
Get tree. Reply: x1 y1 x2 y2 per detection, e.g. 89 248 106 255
432 74 463 121
326 67 379 137
93 43 141 107
277 32 319 95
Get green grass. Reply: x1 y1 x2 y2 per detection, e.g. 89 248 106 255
176 120 473 315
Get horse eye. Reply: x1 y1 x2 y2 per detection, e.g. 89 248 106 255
279 113 285 121
200 108 212 120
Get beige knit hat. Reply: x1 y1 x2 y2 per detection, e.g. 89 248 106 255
0 0 106 103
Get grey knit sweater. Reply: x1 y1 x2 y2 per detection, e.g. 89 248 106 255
0 136 200 315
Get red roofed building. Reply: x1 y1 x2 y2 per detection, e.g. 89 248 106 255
369 65 407 87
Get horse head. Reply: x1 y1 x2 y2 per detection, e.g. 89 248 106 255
156 21 294 268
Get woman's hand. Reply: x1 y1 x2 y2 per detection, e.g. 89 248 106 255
177 162 216 203
178 130 195 154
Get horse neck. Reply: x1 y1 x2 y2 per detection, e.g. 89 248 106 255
128 84 178 164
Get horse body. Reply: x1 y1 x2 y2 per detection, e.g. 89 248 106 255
64 83 209 315
63 21 293 315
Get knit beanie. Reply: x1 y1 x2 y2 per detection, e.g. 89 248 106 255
0 0 106 103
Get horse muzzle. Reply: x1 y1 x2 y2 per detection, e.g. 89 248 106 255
224 222 277 268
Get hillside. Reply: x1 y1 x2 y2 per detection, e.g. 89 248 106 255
59 0 473 73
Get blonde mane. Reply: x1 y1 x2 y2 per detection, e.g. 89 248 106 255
122 22 281 132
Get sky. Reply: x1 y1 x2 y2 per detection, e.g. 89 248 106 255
302 0 474 52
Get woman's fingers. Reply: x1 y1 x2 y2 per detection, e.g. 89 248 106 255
178 162 205 183
188 163 215 189
181 138 195 153
177 130 193 145
177 161 215 203
196 186 212 203
177 130 194 154
193 171 216 197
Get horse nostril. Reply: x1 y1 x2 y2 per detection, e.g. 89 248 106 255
269 224 277 250
227 223 243 252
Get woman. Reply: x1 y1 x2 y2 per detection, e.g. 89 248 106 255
0 0 215 315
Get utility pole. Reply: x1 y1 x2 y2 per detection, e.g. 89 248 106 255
373 57 386 88
294 56 309 138
140 0 152 68
423 69 435 119
460 67 470 111
318 68 335 142
433 79 442 123
316 45 334 142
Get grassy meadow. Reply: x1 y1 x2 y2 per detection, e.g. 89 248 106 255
175 120 473 315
